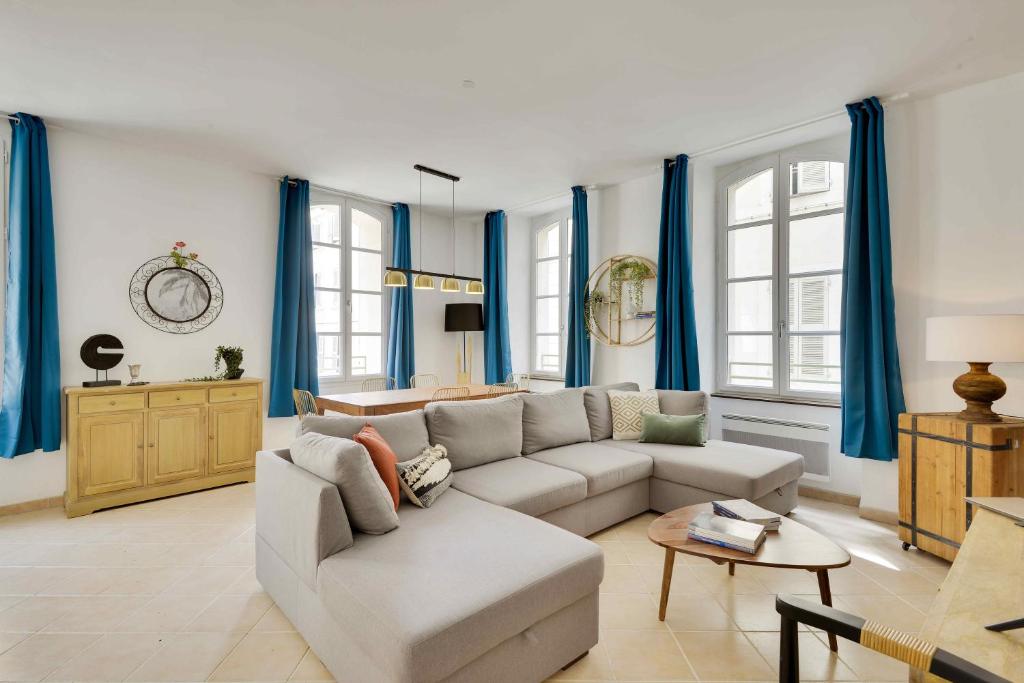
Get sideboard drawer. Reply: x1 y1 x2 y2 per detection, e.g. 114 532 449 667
209 385 259 404
149 389 206 408
79 393 146 415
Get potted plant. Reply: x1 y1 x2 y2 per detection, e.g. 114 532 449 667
584 290 607 337
215 346 245 380
610 258 653 314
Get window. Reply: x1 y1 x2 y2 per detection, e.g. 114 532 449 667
531 211 572 377
311 194 390 380
716 152 845 400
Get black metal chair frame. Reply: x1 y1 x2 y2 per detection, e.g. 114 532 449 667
775 595 1009 683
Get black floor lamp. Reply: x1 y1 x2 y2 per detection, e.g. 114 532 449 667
445 303 484 385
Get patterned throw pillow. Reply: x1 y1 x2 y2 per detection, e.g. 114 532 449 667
607 389 661 440
396 444 453 508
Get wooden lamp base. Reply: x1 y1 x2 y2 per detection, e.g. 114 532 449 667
953 362 1006 422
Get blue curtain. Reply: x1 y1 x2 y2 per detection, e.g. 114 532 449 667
268 177 319 417
483 210 512 384
565 186 591 387
0 114 61 458
386 203 415 388
841 97 905 461
654 154 700 391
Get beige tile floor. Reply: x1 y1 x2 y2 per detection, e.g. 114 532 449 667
0 486 948 682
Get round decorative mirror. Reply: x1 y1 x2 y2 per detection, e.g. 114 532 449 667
129 256 223 334
584 254 658 347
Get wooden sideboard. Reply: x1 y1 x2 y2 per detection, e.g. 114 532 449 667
65 379 263 517
897 412 1024 561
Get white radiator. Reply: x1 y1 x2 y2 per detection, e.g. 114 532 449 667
720 413 830 480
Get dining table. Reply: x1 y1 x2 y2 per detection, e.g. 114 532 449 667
316 384 523 416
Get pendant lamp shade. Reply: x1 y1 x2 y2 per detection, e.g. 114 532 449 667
466 280 485 295
413 273 435 290
441 277 461 293
384 269 408 287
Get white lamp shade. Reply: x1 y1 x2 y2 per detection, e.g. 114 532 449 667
925 315 1024 362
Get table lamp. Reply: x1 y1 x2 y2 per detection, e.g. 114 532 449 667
926 314 1024 422
445 303 484 385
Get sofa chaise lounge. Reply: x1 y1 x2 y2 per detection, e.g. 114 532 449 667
255 384 804 683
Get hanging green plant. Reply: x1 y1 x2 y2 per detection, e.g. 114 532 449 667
610 258 653 313
583 290 607 337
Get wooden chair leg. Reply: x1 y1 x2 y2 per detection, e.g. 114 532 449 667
780 613 799 683
658 547 675 621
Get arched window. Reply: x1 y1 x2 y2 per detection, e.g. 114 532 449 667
716 150 845 400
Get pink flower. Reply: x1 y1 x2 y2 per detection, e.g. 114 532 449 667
175 241 186 248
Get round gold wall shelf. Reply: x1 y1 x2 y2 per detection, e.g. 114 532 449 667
584 254 657 347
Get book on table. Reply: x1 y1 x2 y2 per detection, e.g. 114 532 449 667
711 499 781 531
687 511 766 554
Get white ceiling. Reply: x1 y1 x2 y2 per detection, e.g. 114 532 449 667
3 0 1024 214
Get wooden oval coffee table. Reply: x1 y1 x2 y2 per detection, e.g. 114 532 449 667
649 503 851 651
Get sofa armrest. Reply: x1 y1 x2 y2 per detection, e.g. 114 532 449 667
256 449 353 589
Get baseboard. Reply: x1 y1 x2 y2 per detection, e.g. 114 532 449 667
857 505 898 526
798 484 859 508
0 495 63 518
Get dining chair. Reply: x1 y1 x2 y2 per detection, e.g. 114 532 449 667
292 389 322 417
361 377 396 392
775 595 1008 683
487 382 519 396
410 373 440 388
432 386 471 401
506 372 531 391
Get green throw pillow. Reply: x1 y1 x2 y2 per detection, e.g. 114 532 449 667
639 413 706 446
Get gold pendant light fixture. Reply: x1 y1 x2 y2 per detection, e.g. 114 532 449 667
383 164 484 294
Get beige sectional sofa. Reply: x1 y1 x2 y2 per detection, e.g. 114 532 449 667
255 384 804 683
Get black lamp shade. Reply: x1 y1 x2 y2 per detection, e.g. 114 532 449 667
445 303 484 332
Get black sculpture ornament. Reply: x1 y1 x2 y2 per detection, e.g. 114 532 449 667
80 334 124 387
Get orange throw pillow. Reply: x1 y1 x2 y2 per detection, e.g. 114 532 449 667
353 424 400 510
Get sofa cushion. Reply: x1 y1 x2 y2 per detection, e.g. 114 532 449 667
352 424 400 510
656 389 707 416
300 410 429 463
289 432 400 535
521 388 591 454
583 382 640 441
452 457 587 517
316 489 603 683
608 389 660 440
526 441 653 497
608 439 804 501
425 394 524 470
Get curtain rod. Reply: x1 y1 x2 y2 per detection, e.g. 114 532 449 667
507 184 598 213
280 177 396 207
1 111 21 124
510 92 911 211
675 92 910 163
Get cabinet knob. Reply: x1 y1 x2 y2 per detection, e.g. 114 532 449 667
109 401 116 406
148 443 155 448
231 392 237 397
175 396 181 401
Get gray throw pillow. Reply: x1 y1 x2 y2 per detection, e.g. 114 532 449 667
425 394 524 470
521 388 592 454
396 445 453 508
300 410 429 462
583 382 641 441
289 432 399 535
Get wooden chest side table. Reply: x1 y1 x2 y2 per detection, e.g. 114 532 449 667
897 412 1024 561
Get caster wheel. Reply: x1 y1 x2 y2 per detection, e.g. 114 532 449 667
901 542 911 551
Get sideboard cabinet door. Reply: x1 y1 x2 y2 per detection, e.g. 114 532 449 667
208 402 258 474
147 407 207 485
77 412 145 497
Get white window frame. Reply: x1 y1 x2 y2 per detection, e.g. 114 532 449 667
715 150 846 403
530 209 572 380
311 191 391 383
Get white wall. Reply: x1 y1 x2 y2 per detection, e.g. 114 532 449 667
0 128 484 507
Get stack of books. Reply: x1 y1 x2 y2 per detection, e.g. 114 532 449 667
712 499 782 531
687 512 766 554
